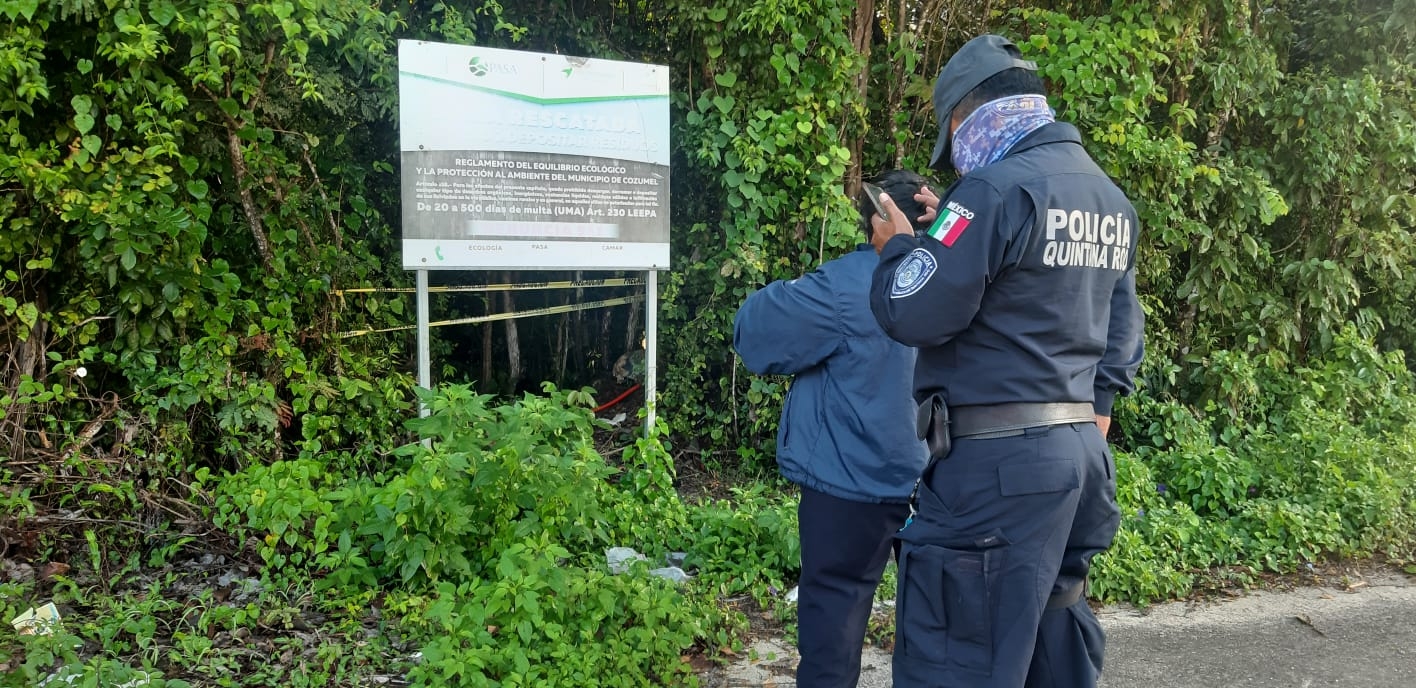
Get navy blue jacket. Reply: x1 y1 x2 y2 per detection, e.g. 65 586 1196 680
871 122 1144 415
734 246 929 504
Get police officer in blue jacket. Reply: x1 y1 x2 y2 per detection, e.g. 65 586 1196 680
733 171 933 688
866 36 1145 687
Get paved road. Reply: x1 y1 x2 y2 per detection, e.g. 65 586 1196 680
704 571 1416 687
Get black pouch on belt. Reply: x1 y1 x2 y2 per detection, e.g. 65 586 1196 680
916 393 951 463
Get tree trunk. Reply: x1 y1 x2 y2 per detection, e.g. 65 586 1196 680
2 293 48 458
889 0 909 167
572 270 585 383
556 303 569 386
226 130 275 270
482 314 493 391
599 306 614 376
624 288 641 355
502 271 522 393
845 0 876 195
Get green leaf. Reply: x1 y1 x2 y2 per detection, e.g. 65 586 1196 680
180 156 199 175
14 0 38 21
114 8 142 32
77 59 94 75
187 180 209 199
74 114 95 135
714 71 737 88
796 120 812 134
81 135 101 155
71 95 92 115
711 95 734 114
150 0 178 26
121 248 137 271
16 302 37 329
105 114 123 131
219 98 240 119
707 8 728 22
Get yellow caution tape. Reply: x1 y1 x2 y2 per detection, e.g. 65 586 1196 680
334 276 645 295
335 294 645 339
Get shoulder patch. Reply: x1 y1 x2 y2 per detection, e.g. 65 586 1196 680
926 200 975 247
890 249 937 299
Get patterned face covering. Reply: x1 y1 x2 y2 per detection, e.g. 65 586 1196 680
950 94 1056 176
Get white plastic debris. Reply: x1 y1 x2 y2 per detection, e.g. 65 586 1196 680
41 667 154 687
11 602 61 635
648 566 691 584
606 547 646 574
785 586 799 604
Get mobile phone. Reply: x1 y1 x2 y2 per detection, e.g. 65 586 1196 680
861 182 889 220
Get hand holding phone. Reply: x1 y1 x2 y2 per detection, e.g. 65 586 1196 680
861 182 889 220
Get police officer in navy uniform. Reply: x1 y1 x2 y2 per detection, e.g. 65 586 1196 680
733 171 933 688
865 35 1145 687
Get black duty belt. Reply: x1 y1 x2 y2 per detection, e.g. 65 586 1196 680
950 402 1095 439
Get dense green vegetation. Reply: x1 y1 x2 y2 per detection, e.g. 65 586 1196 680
2 0 1413 685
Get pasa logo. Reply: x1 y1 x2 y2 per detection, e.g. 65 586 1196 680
468 56 517 77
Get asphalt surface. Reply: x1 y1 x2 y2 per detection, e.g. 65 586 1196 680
703 570 1416 687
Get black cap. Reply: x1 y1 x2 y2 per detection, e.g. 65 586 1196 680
929 35 1038 170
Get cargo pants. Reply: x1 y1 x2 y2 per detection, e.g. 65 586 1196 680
892 422 1120 687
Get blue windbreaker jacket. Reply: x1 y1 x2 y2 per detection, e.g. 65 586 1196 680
733 245 929 504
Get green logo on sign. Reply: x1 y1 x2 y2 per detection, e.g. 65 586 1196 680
468 57 488 77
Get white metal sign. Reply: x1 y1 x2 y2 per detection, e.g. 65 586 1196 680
398 41 671 270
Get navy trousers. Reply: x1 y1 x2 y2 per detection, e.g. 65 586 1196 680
796 486 910 688
892 422 1119 687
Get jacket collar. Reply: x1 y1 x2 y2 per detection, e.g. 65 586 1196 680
1006 121 1083 157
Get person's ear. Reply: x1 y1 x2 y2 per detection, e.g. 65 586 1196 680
949 110 965 140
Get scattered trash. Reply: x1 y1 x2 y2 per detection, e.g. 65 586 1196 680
2 560 35 584
215 571 264 603
648 566 690 584
38 562 70 581
613 349 646 384
41 667 155 687
11 602 61 636
785 586 799 604
608 412 628 426
606 547 646 574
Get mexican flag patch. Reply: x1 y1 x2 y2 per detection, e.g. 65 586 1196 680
927 201 975 247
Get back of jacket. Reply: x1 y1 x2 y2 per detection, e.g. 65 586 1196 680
870 123 1145 417
734 246 929 504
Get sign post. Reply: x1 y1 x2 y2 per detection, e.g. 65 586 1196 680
645 270 658 435
416 270 431 418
